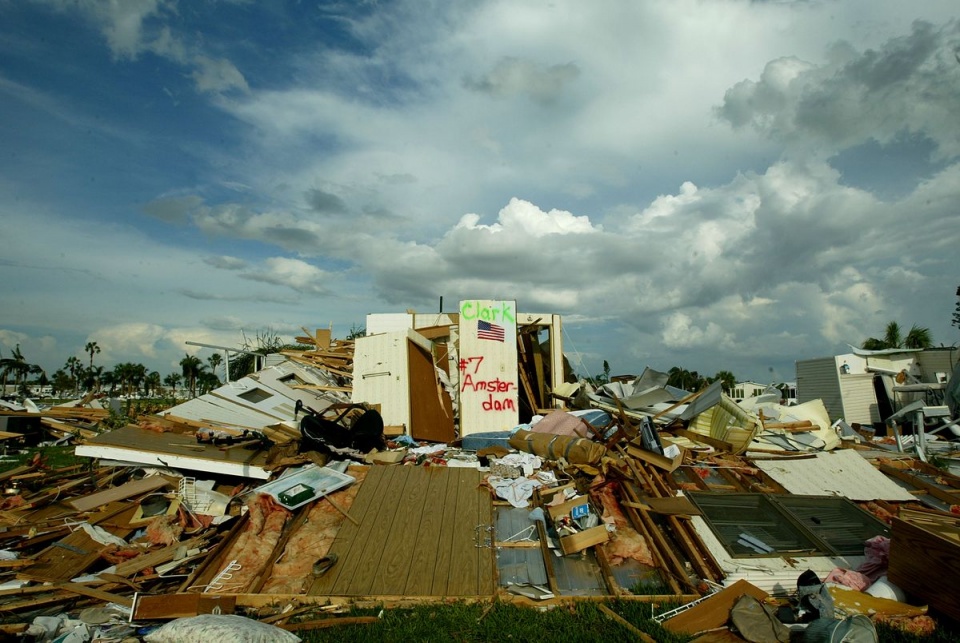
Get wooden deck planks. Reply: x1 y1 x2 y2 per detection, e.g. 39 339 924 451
308 464 393 595
429 468 464 595
445 468 482 595
309 465 494 598
368 466 432 595
402 467 452 595
343 465 408 595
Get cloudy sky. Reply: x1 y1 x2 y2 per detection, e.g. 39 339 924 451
2 0 959 385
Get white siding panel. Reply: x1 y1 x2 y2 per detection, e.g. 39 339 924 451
365 313 414 335
918 349 959 382
839 373 881 425
351 330 412 430
754 450 915 501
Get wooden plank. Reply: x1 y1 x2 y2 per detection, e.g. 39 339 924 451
19 530 105 583
879 463 960 506
114 536 205 577
673 428 735 453
55 582 133 608
309 465 391 595
132 593 236 620
343 466 407 595
68 475 173 512
445 469 482 595
368 466 431 595
430 468 463 595
402 468 452 596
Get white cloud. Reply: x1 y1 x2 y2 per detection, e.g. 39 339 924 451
454 198 598 237
192 56 249 94
717 20 960 159
92 322 170 360
240 257 335 296
6 1 960 381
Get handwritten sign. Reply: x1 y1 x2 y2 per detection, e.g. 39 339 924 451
458 300 519 435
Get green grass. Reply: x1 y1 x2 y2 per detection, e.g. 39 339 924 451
0 444 87 473
292 601 691 643
287 601 960 643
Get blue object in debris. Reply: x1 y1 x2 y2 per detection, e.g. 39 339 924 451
462 430 514 451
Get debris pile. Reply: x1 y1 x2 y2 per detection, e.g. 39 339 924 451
0 302 957 640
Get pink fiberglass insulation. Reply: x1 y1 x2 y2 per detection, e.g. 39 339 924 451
145 515 183 546
261 465 368 594
208 493 291 593
592 480 654 567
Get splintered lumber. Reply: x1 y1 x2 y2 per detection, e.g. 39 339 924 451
827 584 927 618
68 475 173 512
19 502 139 583
617 480 685 595
54 582 133 608
643 466 723 583
20 530 106 583
114 535 206 578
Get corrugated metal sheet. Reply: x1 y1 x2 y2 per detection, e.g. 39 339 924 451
796 357 843 420
754 449 915 501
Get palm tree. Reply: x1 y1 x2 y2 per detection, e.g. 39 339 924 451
163 372 182 398
51 369 71 398
101 369 117 395
145 371 161 397
197 371 220 395
64 356 83 395
710 370 737 396
84 341 100 368
180 354 204 398
207 353 223 380
0 345 44 397
903 325 933 349
667 366 706 392
129 363 147 397
862 321 933 350
112 362 135 396
88 365 104 392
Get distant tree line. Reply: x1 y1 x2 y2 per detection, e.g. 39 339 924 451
0 329 300 401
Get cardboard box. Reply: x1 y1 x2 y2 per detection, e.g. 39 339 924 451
545 493 609 555
558 524 610 555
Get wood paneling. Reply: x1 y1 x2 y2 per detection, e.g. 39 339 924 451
407 341 454 443
308 466 495 598
888 516 960 622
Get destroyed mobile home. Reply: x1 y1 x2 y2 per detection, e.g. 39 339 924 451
0 299 958 641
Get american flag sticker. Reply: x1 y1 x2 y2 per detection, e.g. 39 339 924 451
477 320 505 342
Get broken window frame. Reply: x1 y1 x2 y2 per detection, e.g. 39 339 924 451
687 492 889 559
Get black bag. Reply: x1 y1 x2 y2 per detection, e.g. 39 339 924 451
296 400 385 453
